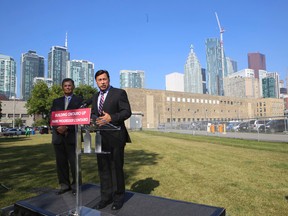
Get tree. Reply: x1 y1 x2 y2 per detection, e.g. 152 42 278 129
74 84 97 101
26 81 51 125
15 118 24 128
26 82 97 126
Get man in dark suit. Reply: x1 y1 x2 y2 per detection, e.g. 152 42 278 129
91 70 131 210
50 78 83 195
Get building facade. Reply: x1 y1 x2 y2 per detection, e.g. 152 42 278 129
262 77 276 98
124 88 284 129
21 51 45 101
184 45 203 93
248 52 266 79
165 72 184 92
205 38 227 96
67 60 94 87
48 46 70 85
226 57 238 76
0 54 16 98
120 70 145 88
0 99 34 127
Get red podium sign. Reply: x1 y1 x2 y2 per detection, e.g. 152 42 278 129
50 108 91 126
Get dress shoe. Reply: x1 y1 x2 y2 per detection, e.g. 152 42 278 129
94 200 113 210
111 201 123 210
55 188 71 195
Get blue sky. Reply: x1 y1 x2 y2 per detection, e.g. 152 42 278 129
1 0 288 96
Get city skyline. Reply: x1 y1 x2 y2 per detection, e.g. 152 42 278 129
1 0 288 97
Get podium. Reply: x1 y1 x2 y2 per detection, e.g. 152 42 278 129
50 108 120 216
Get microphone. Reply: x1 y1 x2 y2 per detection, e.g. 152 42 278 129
80 98 92 108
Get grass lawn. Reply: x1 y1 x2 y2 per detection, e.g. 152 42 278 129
0 131 287 216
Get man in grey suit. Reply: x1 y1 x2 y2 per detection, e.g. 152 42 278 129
91 70 132 210
50 78 83 195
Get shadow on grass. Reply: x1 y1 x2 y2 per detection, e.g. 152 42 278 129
130 177 160 194
0 141 161 206
0 136 30 143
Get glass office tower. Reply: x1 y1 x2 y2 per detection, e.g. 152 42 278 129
184 45 203 94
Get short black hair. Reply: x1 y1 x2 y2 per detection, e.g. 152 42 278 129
95 70 110 80
62 78 75 87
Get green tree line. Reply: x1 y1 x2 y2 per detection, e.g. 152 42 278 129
25 81 97 126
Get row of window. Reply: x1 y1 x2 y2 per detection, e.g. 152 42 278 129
166 97 242 105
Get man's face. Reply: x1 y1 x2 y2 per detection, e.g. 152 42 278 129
96 73 110 91
62 81 74 96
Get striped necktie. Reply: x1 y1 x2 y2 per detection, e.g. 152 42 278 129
98 91 105 115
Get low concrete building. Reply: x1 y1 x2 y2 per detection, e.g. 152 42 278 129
124 88 285 129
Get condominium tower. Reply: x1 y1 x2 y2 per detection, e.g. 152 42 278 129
67 60 94 87
48 45 70 85
120 70 145 88
21 50 45 100
206 38 227 96
0 54 16 98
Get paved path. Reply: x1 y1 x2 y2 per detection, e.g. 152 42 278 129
157 129 288 143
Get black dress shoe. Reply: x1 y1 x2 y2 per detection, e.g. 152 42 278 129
55 188 71 195
95 200 113 210
111 201 123 210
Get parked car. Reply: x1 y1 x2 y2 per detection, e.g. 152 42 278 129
39 126 49 134
226 122 240 132
238 121 250 132
2 128 22 136
251 120 266 132
263 119 287 133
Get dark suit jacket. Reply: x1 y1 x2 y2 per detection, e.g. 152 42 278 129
91 87 132 145
51 95 83 145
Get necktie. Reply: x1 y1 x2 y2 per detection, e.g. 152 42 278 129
98 91 105 115
65 97 70 110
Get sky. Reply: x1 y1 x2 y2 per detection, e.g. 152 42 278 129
1 0 288 97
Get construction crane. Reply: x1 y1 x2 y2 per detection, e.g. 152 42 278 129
215 12 225 95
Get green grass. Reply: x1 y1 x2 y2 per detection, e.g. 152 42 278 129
0 131 288 216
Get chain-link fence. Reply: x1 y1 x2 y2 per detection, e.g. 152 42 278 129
158 116 288 135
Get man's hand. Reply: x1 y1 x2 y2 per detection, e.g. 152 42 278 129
96 111 111 126
57 126 68 135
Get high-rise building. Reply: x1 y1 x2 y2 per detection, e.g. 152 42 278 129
120 70 145 88
33 77 53 88
201 68 207 94
0 54 16 98
67 60 94 87
184 45 203 94
262 77 276 98
248 52 266 79
205 38 227 96
48 45 70 85
267 72 280 98
165 72 184 92
224 69 259 98
226 57 238 76
21 50 45 100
